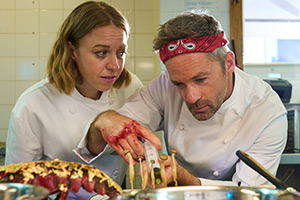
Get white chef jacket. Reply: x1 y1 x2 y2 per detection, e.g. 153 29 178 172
117 67 288 187
5 72 143 195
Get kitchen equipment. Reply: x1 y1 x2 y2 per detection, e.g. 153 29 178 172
111 186 300 200
283 103 300 153
0 183 49 200
236 150 294 190
264 79 292 103
143 139 162 184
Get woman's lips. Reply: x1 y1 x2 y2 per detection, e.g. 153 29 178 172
101 76 116 83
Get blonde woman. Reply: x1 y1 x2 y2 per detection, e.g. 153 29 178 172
5 1 143 198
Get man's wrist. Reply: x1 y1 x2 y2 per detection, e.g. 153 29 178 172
87 116 106 155
177 164 201 186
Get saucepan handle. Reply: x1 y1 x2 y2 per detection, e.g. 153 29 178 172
236 150 288 189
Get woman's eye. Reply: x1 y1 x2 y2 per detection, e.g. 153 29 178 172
96 50 107 57
117 51 127 58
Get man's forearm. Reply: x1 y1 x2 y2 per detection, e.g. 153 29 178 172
86 110 121 155
176 164 201 186
86 114 107 155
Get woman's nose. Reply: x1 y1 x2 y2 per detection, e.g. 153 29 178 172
107 55 120 71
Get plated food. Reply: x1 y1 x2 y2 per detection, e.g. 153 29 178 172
171 149 178 186
124 148 178 190
123 150 134 190
0 159 123 200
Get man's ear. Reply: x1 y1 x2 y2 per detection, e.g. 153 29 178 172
225 51 236 73
68 41 76 60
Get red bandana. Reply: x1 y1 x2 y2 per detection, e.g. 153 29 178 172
159 31 229 63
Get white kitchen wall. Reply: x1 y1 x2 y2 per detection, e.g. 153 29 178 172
0 0 160 143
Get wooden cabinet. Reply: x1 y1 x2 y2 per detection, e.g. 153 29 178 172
230 0 243 69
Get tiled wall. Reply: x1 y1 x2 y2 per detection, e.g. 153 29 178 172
159 0 230 73
0 0 161 143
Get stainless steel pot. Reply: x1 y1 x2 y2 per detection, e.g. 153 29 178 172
0 183 49 200
111 186 300 200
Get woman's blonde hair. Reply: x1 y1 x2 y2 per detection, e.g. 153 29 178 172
47 1 131 95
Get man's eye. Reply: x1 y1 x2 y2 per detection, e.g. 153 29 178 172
173 82 184 88
196 78 206 83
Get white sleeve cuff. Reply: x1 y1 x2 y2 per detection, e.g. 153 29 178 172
73 144 115 164
200 178 238 187
73 117 115 164
77 118 94 148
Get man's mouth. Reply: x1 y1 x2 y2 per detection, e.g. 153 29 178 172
193 105 208 113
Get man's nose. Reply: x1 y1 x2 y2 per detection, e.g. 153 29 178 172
185 86 201 104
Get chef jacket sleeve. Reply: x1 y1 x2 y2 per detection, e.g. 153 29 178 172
199 113 287 187
117 73 167 131
73 117 115 164
5 106 43 164
233 113 287 186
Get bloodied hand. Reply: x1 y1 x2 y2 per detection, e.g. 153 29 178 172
91 110 162 163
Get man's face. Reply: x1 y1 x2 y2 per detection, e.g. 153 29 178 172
165 52 234 121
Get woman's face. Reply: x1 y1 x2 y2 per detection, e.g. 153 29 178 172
70 24 127 99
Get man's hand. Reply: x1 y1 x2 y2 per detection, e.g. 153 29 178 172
87 110 162 164
159 155 202 187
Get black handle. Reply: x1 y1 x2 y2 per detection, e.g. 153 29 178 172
236 150 288 189
280 168 294 183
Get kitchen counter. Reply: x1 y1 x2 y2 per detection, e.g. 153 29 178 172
280 153 300 164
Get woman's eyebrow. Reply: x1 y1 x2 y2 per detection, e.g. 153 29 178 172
92 44 110 48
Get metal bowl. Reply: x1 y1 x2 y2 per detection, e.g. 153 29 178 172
111 186 300 200
0 183 49 200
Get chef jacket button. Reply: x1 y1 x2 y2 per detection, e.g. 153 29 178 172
234 109 242 116
112 170 119 177
213 171 219 177
179 124 185 131
109 98 114 105
223 139 228 144
69 107 76 114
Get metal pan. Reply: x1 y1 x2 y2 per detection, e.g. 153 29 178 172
0 183 49 200
111 186 300 200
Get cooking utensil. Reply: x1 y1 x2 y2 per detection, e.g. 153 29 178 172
236 150 289 189
0 183 49 200
111 186 300 200
280 168 294 183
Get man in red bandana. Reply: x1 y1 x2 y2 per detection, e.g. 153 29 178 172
77 11 287 187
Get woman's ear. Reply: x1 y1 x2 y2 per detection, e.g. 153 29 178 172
68 41 76 61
